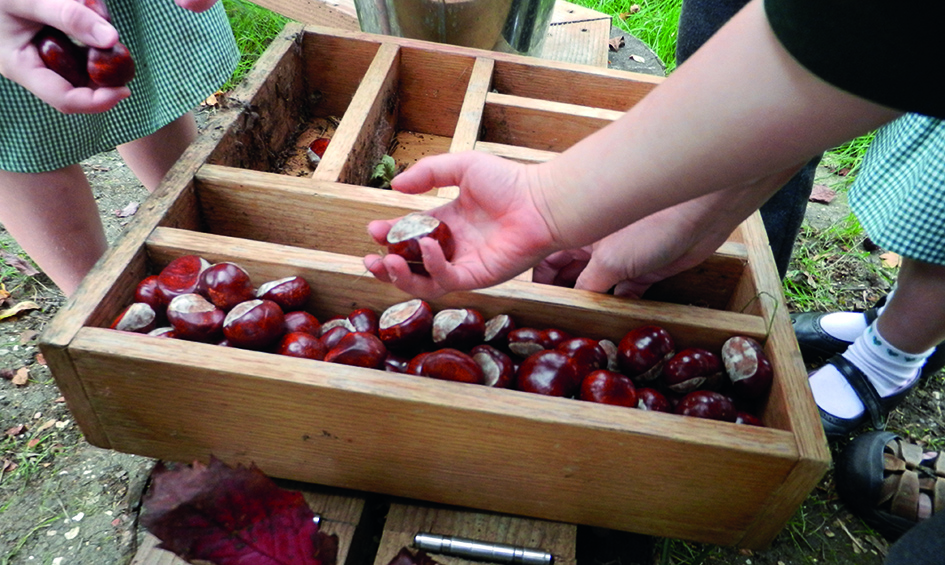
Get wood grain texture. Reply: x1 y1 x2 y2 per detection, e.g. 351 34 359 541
313 42 401 184
481 92 621 151
374 503 576 565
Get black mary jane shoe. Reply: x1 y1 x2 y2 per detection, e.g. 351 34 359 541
816 355 918 437
790 308 881 359
792 307 945 379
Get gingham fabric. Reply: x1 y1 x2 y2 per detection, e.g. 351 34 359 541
0 1 238 173
850 114 945 265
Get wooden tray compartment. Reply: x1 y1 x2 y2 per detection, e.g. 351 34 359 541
41 24 829 551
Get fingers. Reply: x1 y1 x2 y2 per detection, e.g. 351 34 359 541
23 67 130 113
6 0 117 48
390 151 486 195
174 0 219 13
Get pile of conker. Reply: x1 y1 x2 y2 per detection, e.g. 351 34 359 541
33 0 135 88
111 254 774 427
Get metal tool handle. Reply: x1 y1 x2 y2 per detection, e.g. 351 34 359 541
413 532 554 565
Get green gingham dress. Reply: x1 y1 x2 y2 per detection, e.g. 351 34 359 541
0 1 239 173
849 114 945 266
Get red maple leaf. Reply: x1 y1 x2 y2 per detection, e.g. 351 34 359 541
387 548 442 565
141 457 338 565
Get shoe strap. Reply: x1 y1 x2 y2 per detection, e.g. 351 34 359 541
830 355 886 430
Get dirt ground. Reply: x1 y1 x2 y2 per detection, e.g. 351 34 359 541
1 108 942 565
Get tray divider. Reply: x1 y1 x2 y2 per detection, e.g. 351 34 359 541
312 42 401 185
434 57 496 199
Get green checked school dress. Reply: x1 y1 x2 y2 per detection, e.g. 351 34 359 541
0 1 238 173
849 115 945 266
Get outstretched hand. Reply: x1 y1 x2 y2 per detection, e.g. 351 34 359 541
363 151 561 299
0 0 129 113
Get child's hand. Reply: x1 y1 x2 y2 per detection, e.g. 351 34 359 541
0 0 129 113
363 151 559 299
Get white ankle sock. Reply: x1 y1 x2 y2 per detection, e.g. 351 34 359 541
809 320 930 419
817 289 896 343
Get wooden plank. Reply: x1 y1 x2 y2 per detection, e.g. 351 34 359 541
481 92 621 152
301 33 383 119
69 324 798 547
374 503 576 565
194 164 444 256
731 213 830 548
131 488 365 564
541 1 611 68
208 23 306 172
474 141 557 163
249 0 360 30
397 47 477 137
642 242 748 310
492 58 660 111
313 42 401 184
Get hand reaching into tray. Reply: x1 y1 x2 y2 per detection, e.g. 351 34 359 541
364 151 561 299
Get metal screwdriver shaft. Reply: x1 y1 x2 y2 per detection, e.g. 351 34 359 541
413 533 554 565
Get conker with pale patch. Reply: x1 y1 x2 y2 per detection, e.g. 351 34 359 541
222 299 285 350
386 213 455 275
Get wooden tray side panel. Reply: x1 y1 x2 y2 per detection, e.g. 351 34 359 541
301 33 383 118
207 25 307 171
491 59 661 110
70 328 798 548
397 48 477 137
193 166 447 256
481 94 619 152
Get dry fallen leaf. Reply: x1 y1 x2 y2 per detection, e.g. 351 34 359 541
0 251 40 277
36 419 57 433
0 368 14 381
608 36 625 51
4 424 26 437
0 300 41 321
142 457 338 565
35 352 46 365
12 367 29 386
116 202 139 218
880 252 902 268
809 184 837 204
19 329 38 344
27 438 41 449
629 54 645 63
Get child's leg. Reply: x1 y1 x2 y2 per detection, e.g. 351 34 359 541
0 166 108 296
117 112 198 192
877 258 945 354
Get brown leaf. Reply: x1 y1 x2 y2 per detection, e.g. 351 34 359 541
35 352 46 365
12 367 29 386
27 438 41 449
5 424 26 437
19 329 38 344
809 184 837 203
0 300 41 321
387 548 442 565
1 368 14 380
36 419 57 433
0 286 11 306
881 252 902 268
1 458 18 474
54 396 66 403
608 36 625 51
0 251 40 277
116 202 139 218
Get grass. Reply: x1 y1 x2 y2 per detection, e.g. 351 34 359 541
220 0 291 91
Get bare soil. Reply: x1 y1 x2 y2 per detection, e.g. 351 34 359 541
2 111 942 564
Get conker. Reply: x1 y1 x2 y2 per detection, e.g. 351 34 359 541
636 387 672 412
347 308 379 335
580 370 637 407
166 293 225 342
516 350 580 397
378 299 433 352
414 348 484 384
432 308 485 350
157 255 211 304
557 337 607 380
283 311 321 335
674 390 737 422
110 302 156 334
198 262 256 311
483 314 516 350
87 41 135 87
471 344 515 388
256 276 312 312
33 26 89 87
386 213 455 275
721 336 774 402
617 325 675 383
222 299 285 350
276 331 327 361
324 332 387 369
662 348 724 394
